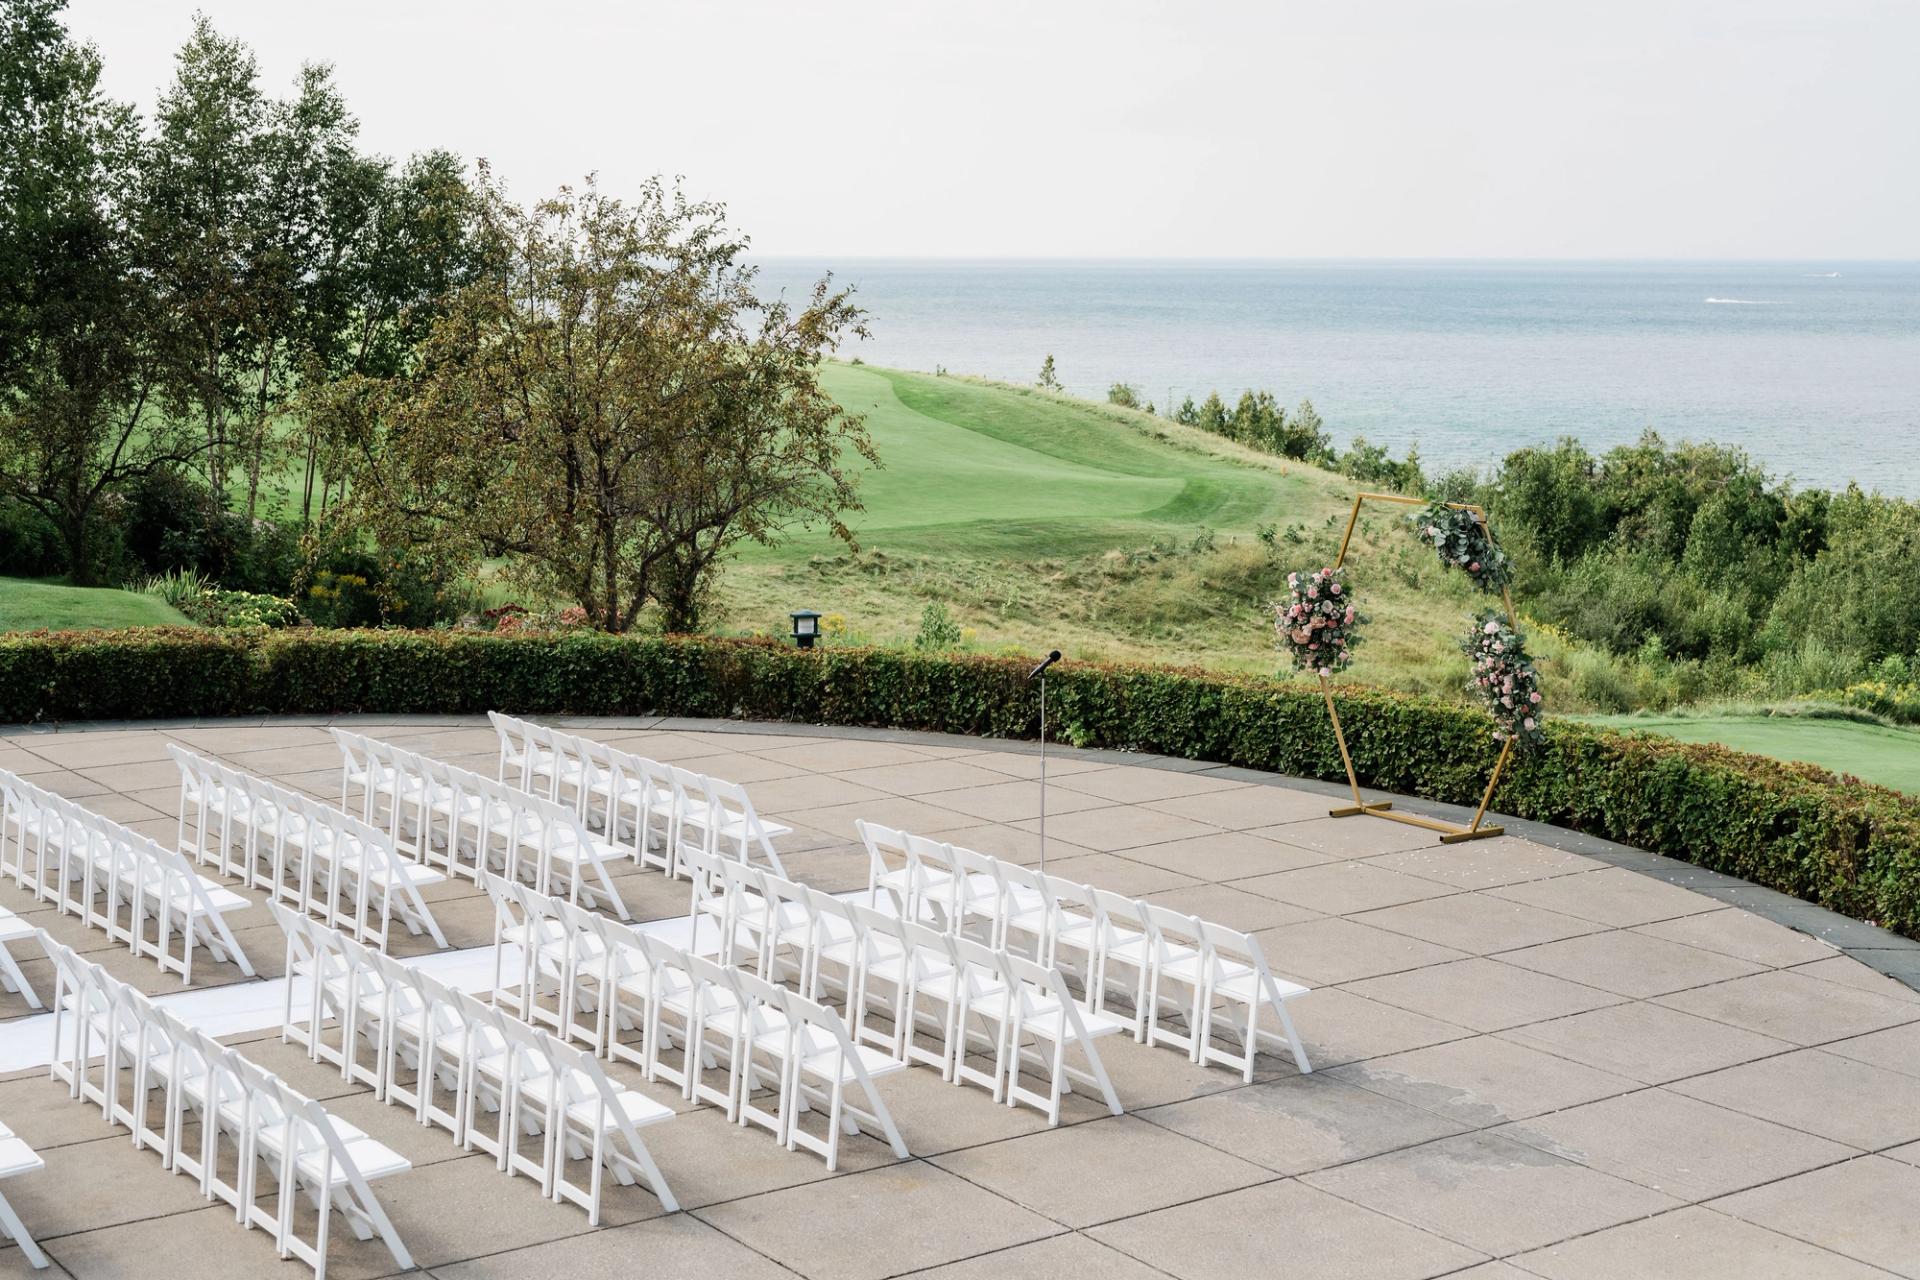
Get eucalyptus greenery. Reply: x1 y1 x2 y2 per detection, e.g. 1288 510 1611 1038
1414 502 1513 593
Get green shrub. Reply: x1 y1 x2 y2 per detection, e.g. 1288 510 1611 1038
0 628 1914 937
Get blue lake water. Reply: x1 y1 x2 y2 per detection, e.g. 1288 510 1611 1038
754 259 1920 497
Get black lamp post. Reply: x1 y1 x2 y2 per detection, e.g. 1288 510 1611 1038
790 609 822 649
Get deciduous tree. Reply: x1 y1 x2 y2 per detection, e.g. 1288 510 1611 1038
346 171 871 632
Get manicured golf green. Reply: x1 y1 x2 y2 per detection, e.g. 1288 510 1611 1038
1590 713 1920 794
0 577 190 632
745 364 1320 562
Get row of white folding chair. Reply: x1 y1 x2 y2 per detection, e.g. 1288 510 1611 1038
333 729 632 921
170 746 447 952
0 1117 49 1269
489 713 666 860
679 848 1127 1126
38 931 413 1279
489 712 795 882
0 769 252 985
266 903 678 1223
489 711 792 881
863 821 1313 1081
484 873 910 1170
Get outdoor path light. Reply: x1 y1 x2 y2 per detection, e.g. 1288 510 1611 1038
790 609 821 649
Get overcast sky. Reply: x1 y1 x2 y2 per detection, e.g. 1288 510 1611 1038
64 0 1919 259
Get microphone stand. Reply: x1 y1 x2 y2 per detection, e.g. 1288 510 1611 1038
1039 668 1048 874
1028 650 1061 873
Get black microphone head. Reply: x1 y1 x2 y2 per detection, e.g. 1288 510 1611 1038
1048 649 1062 662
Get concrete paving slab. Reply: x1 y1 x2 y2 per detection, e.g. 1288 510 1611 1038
1655 969 1920 1047
1235 862 1458 915
1302 1130 1681 1255
1494 1088 1857 1200
1251 916 1468 986
1351 892 1608 955
1710 1156 1920 1279
694 1162 1061 1280
1500 1000 1794 1084
929 1115 1275 1228
1512 1205 1891 1280
1499 929 1764 998
1138 1074 1468 1176
1086 1179 1485 1280
1344 957 1623 1033
1327 1034 1639 1126
1361 838 1603 889
1667 1048 1920 1149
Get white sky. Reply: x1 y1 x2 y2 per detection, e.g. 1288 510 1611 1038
64 0 1920 259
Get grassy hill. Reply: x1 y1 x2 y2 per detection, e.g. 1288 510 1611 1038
716 363 1505 693
0 578 190 631
1582 711 1920 795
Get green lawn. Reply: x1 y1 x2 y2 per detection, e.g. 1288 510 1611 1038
0 577 190 631
1585 713 1920 794
715 364 1496 686
742 364 1315 564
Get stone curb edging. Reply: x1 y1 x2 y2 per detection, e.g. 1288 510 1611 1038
8 711 1917 991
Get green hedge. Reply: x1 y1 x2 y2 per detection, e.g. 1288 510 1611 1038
3 626 1916 938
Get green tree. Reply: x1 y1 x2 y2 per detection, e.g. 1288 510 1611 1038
142 15 269 505
1196 390 1228 435
1106 382 1141 409
1036 354 1061 391
0 0 201 581
345 172 873 633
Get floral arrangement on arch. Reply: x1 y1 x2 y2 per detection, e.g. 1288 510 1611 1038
1462 611 1545 746
1415 502 1513 594
1275 566 1366 677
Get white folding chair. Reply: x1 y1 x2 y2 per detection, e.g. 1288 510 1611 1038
1195 921 1313 1079
1002 952 1127 1126
549 1039 678 1222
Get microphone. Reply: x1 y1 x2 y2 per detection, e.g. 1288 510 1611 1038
1027 650 1062 681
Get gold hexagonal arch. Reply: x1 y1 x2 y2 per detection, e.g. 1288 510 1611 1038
1319 491 1520 844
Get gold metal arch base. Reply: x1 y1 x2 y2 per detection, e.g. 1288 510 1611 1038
1319 491 1516 845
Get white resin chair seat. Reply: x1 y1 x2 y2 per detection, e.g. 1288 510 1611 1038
564 1084 673 1132
1211 960 1309 1004
0 1136 43 1179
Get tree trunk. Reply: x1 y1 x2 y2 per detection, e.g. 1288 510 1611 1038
59 509 95 587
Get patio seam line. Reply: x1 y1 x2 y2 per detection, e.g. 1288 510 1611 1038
7 712 1912 990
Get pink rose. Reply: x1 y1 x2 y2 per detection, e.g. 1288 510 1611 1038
1529 692 1541 704
1306 588 1318 599
1318 666 1331 677
1484 621 1499 635
1523 717 1536 730
1330 583 1342 595
1469 562 1480 572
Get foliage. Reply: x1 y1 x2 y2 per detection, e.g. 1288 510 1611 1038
1452 431 1920 699
0 628 1915 936
1274 566 1364 676
1413 501 1513 593
1106 382 1142 409
0 0 198 583
342 170 872 634
912 601 964 651
168 584 299 628
0 499 63 576
298 544 464 629
1462 612 1545 746
1036 354 1061 392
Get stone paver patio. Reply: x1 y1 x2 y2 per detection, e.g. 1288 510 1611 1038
0 716 1916 1279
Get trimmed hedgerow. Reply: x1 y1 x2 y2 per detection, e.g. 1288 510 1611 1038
0 627 1915 938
